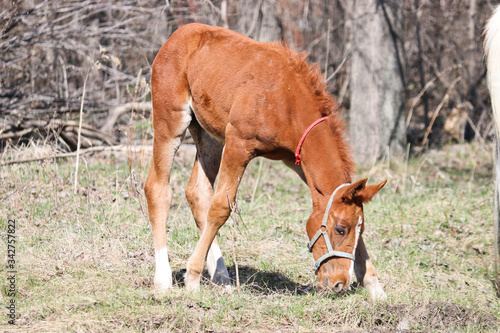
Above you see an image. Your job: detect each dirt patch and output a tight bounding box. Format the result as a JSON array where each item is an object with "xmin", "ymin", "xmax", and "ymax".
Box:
[{"xmin": 366, "ymin": 301, "xmax": 498, "ymax": 332}]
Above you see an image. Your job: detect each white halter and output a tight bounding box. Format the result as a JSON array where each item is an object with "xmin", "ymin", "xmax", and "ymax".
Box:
[{"xmin": 304, "ymin": 183, "xmax": 363, "ymax": 274}]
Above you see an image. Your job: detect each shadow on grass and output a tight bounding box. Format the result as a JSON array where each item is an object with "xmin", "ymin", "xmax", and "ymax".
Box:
[{"xmin": 172, "ymin": 265, "xmax": 358, "ymax": 298}]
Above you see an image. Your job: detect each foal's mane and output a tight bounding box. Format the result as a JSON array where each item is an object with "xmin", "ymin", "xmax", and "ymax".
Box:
[
  {"xmin": 277, "ymin": 43, "xmax": 356, "ymax": 180},
  {"xmin": 277, "ymin": 43, "xmax": 338, "ymax": 117},
  {"xmin": 328, "ymin": 115, "xmax": 356, "ymax": 181}
]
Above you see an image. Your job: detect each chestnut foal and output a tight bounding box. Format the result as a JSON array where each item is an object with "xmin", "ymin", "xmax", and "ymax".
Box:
[{"xmin": 144, "ymin": 23, "xmax": 387, "ymax": 299}]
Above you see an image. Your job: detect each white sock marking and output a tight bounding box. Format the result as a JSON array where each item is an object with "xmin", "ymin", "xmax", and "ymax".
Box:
[{"xmin": 154, "ymin": 247, "xmax": 172, "ymax": 290}]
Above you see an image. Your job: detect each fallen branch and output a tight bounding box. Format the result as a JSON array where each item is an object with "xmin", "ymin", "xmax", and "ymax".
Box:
[
  {"xmin": 65, "ymin": 126, "xmax": 114, "ymax": 145},
  {"xmin": 101, "ymin": 101, "xmax": 152, "ymax": 133},
  {"xmin": 0, "ymin": 116, "xmax": 117, "ymax": 148},
  {"xmin": 0, "ymin": 128, "xmax": 33, "ymax": 140},
  {"xmin": 0, "ymin": 145, "xmax": 151, "ymax": 166}
]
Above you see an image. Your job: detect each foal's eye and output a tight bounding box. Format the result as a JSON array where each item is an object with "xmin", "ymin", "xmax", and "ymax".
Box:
[{"xmin": 335, "ymin": 224, "xmax": 345, "ymax": 236}]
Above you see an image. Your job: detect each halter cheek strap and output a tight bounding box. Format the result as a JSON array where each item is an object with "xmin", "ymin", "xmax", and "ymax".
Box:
[{"xmin": 304, "ymin": 183, "xmax": 362, "ymax": 274}]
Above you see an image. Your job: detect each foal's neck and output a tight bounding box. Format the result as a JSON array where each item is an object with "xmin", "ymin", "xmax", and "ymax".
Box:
[{"xmin": 299, "ymin": 115, "xmax": 354, "ymax": 206}]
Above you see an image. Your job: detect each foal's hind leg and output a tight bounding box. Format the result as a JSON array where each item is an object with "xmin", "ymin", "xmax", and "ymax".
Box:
[
  {"xmin": 185, "ymin": 127, "xmax": 230, "ymax": 286},
  {"xmin": 354, "ymin": 236, "xmax": 386, "ymax": 301},
  {"xmin": 144, "ymin": 95, "xmax": 191, "ymax": 291}
]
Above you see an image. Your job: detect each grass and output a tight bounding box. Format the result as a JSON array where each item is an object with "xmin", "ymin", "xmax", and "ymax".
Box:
[{"xmin": 1, "ymin": 141, "xmax": 499, "ymax": 332}]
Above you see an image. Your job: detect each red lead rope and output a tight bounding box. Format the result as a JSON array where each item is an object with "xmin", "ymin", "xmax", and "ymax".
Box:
[{"xmin": 294, "ymin": 116, "xmax": 329, "ymax": 165}]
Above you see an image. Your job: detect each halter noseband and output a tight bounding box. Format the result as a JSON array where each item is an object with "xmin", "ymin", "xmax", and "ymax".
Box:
[{"xmin": 305, "ymin": 183, "xmax": 362, "ymax": 274}]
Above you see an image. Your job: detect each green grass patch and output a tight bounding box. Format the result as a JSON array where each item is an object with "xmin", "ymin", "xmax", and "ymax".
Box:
[{"xmin": 1, "ymin": 142, "xmax": 499, "ymax": 332}]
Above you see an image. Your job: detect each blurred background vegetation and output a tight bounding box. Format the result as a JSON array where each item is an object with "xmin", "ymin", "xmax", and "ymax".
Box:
[{"xmin": 0, "ymin": 0, "xmax": 496, "ymax": 161}]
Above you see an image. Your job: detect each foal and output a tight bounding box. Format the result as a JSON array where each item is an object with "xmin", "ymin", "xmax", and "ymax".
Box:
[{"xmin": 144, "ymin": 23, "xmax": 386, "ymax": 299}]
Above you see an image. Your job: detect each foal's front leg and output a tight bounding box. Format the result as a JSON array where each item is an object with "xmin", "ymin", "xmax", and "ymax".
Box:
[
  {"xmin": 185, "ymin": 132, "xmax": 250, "ymax": 291},
  {"xmin": 354, "ymin": 236, "xmax": 387, "ymax": 300},
  {"xmin": 186, "ymin": 152, "xmax": 231, "ymax": 287}
]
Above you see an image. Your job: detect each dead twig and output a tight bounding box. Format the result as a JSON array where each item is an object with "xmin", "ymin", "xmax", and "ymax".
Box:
[
  {"xmin": 465, "ymin": 114, "xmax": 486, "ymax": 145},
  {"xmin": 227, "ymin": 190, "xmax": 241, "ymax": 293},
  {"xmin": 74, "ymin": 63, "xmax": 92, "ymax": 194},
  {"xmin": 421, "ymin": 76, "xmax": 461, "ymax": 147},
  {"xmin": 406, "ymin": 65, "xmax": 461, "ymax": 128},
  {"xmin": 324, "ymin": 19, "xmax": 331, "ymax": 80}
]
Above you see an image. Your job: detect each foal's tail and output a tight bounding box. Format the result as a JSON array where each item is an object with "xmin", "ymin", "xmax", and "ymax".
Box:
[{"xmin": 485, "ymin": 6, "xmax": 500, "ymax": 135}]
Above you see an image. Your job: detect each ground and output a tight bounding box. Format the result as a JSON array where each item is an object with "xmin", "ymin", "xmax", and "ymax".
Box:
[{"xmin": 0, "ymin": 142, "xmax": 499, "ymax": 332}]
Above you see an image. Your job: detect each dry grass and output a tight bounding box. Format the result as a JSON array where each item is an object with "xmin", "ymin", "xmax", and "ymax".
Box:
[{"xmin": 1, "ymin": 141, "xmax": 499, "ymax": 332}]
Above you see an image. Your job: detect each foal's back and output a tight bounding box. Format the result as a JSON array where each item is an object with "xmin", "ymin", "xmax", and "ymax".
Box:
[{"xmin": 152, "ymin": 23, "xmax": 325, "ymax": 143}]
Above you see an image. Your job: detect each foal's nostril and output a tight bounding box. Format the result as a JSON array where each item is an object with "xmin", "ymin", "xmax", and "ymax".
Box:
[{"xmin": 333, "ymin": 281, "xmax": 344, "ymax": 293}]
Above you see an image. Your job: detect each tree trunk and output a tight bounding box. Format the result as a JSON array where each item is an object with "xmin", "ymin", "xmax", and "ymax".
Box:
[
  {"xmin": 256, "ymin": 0, "xmax": 280, "ymax": 42},
  {"xmin": 467, "ymin": 0, "xmax": 478, "ymax": 123},
  {"xmin": 468, "ymin": 0, "xmax": 477, "ymax": 86},
  {"xmin": 348, "ymin": 0, "xmax": 406, "ymax": 167},
  {"xmin": 415, "ymin": 0, "xmax": 429, "ymax": 129}
]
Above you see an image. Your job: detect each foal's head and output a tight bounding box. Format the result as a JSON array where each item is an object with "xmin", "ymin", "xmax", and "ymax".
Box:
[{"xmin": 307, "ymin": 178, "xmax": 386, "ymax": 293}]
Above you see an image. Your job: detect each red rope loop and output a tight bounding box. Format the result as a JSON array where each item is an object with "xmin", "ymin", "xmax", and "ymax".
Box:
[{"xmin": 294, "ymin": 116, "xmax": 329, "ymax": 165}]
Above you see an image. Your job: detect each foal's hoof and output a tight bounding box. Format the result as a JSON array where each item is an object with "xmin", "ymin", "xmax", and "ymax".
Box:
[
  {"xmin": 154, "ymin": 274, "xmax": 173, "ymax": 292},
  {"xmin": 185, "ymin": 271, "xmax": 201, "ymax": 292},
  {"xmin": 369, "ymin": 284, "xmax": 387, "ymax": 301},
  {"xmin": 186, "ymin": 282, "xmax": 201, "ymax": 292},
  {"xmin": 219, "ymin": 284, "xmax": 234, "ymax": 294},
  {"xmin": 212, "ymin": 272, "xmax": 232, "ymax": 287}
]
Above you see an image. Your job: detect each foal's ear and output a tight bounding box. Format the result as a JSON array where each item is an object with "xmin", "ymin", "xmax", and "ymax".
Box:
[
  {"xmin": 340, "ymin": 178, "xmax": 368, "ymax": 202},
  {"xmin": 357, "ymin": 179, "xmax": 387, "ymax": 203},
  {"xmin": 340, "ymin": 178, "xmax": 387, "ymax": 203}
]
